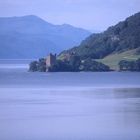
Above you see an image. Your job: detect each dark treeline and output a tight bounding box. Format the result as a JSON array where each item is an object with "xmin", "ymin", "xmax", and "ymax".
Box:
[
  {"xmin": 29, "ymin": 56, "xmax": 110, "ymax": 72},
  {"xmin": 29, "ymin": 58, "xmax": 46, "ymax": 72},
  {"xmin": 119, "ymin": 59, "xmax": 140, "ymax": 71}
]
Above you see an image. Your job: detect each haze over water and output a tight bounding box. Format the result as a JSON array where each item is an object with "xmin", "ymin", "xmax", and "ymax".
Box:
[{"xmin": 0, "ymin": 60, "xmax": 140, "ymax": 140}]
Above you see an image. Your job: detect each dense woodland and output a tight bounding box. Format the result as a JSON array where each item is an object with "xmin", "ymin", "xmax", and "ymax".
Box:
[{"xmin": 59, "ymin": 12, "xmax": 140, "ymax": 59}]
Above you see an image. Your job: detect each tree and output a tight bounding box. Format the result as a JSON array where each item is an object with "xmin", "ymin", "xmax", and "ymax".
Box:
[
  {"xmin": 29, "ymin": 61, "xmax": 38, "ymax": 72},
  {"xmin": 37, "ymin": 58, "xmax": 46, "ymax": 72},
  {"xmin": 80, "ymin": 58, "xmax": 110, "ymax": 72},
  {"xmin": 69, "ymin": 55, "xmax": 81, "ymax": 71},
  {"xmin": 119, "ymin": 59, "xmax": 140, "ymax": 71},
  {"xmin": 49, "ymin": 60, "xmax": 73, "ymax": 72}
]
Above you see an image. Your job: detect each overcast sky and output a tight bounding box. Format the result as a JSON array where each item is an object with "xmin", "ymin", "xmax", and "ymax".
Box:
[{"xmin": 0, "ymin": 0, "xmax": 140, "ymax": 31}]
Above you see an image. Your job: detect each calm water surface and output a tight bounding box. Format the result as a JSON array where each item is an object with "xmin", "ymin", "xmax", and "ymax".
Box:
[{"xmin": 0, "ymin": 61, "xmax": 140, "ymax": 140}]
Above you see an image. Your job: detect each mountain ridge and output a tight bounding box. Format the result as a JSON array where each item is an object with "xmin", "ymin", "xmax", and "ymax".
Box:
[{"xmin": 0, "ymin": 15, "xmax": 91, "ymax": 59}]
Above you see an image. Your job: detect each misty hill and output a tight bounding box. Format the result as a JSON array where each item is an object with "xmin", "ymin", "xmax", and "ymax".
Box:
[
  {"xmin": 59, "ymin": 12, "xmax": 140, "ymax": 69},
  {"xmin": 0, "ymin": 15, "xmax": 90, "ymax": 59}
]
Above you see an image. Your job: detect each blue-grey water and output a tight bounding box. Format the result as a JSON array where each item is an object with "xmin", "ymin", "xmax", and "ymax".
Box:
[{"xmin": 0, "ymin": 60, "xmax": 140, "ymax": 140}]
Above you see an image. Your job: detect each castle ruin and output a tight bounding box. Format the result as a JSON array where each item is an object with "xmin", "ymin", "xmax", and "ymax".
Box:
[{"xmin": 46, "ymin": 53, "xmax": 56, "ymax": 68}]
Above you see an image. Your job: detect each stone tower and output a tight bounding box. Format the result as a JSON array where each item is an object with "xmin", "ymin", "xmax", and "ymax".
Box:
[{"xmin": 46, "ymin": 53, "xmax": 56, "ymax": 67}]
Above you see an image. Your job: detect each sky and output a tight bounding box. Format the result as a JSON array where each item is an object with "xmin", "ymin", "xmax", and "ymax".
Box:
[{"xmin": 0, "ymin": 0, "xmax": 140, "ymax": 31}]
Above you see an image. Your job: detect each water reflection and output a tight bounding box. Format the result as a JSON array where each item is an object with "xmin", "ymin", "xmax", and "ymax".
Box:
[
  {"xmin": 114, "ymin": 88, "xmax": 140, "ymax": 98},
  {"xmin": 0, "ymin": 70, "xmax": 140, "ymax": 140}
]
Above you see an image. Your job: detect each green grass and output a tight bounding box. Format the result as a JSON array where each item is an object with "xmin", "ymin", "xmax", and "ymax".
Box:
[{"xmin": 96, "ymin": 49, "xmax": 140, "ymax": 70}]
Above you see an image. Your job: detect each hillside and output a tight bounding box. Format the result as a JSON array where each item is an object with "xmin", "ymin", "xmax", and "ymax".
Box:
[
  {"xmin": 0, "ymin": 15, "xmax": 90, "ymax": 59},
  {"xmin": 59, "ymin": 12, "xmax": 140, "ymax": 69},
  {"xmin": 96, "ymin": 48, "xmax": 140, "ymax": 70}
]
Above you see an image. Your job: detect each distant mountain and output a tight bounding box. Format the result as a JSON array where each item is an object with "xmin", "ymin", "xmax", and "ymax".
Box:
[
  {"xmin": 0, "ymin": 15, "xmax": 91, "ymax": 59},
  {"xmin": 59, "ymin": 12, "xmax": 140, "ymax": 69}
]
